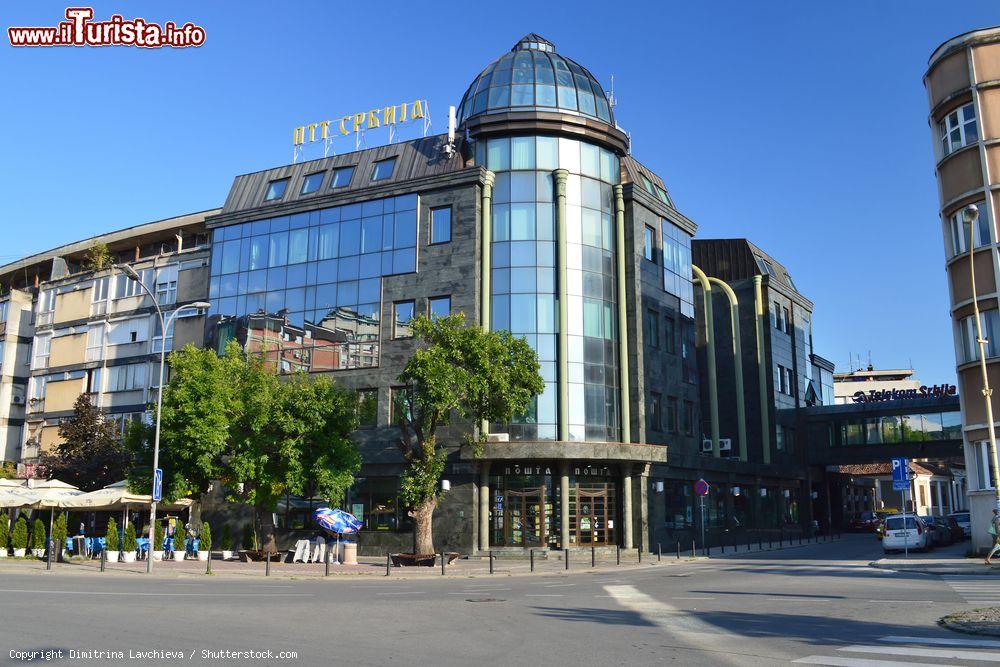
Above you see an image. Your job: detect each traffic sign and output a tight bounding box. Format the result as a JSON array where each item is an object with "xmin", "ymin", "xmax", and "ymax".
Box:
[
  {"xmin": 694, "ymin": 478, "xmax": 710, "ymax": 496},
  {"xmin": 891, "ymin": 458, "xmax": 908, "ymax": 491},
  {"xmin": 152, "ymin": 468, "xmax": 163, "ymax": 502}
]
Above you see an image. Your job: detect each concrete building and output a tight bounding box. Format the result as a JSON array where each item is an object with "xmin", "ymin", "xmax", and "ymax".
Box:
[
  {"xmin": 925, "ymin": 26, "xmax": 1000, "ymax": 552},
  {"xmin": 0, "ymin": 289, "xmax": 34, "ymax": 462},
  {"xmin": 0, "ymin": 211, "xmax": 215, "ymax": 468},
  {"xmin": 834, "ymin": 367, "xmax": 922, "ymax": 405}
]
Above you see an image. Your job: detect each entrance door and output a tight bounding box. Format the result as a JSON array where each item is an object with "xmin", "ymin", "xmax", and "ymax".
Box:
[
  {"xmin": 504, "ymin": 487, "xmax": 546, "ymax": 546},
  {"xmin": 573, "ymin": 483, "xmax": 616, "ymax": 546}
]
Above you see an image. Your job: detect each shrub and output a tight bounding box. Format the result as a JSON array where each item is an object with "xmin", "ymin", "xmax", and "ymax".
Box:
[
  {"xmin": 122, "ymin": 523, "xmax": 137, "ymax": 553},
  {"xmin": 154, "ymin": 521, "xmax": 165, "ymax": 551},
  {"xmin": 0, "ymin": 513, "xmax": 9, "ymax": 549},
  {"xmin": 220, "ymin": 524, "xmax": 232, "ymax": 551},
  {"xmin": 200, "ymin": 522, "xmax": 212, "ymax": 552},
  {"xmin": 11, "ymin": 517, "xmax": 27, "ymax": 550},
  {"xmin": 173, "ymin": 522, "xmax": 185, "ymax": 551},
  {"xmin": 31, "ymin": 518, "xmax": 46, "ymax": 550},
  {"xmin": 53, "ymin": 514, "xmax": 67, "ymax": 544},
  {"xmin": 106, "ymin": 518, "xmax": 119, "ymax": 551},
  {"xmin": 242, "ymin": 523, "xmax": 255, "ymax": 550}
]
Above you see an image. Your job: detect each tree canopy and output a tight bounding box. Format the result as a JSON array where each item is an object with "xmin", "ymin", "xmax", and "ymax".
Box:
[{"xmin": 41, "ymin": 394, "xmax": 129, "ymax": 491}]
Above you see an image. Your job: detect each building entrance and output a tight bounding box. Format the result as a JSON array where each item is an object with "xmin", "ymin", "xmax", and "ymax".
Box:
[
  {"xmin": 571, "ymin": 482, "xmax": 616, "ymax": 546},
  {"xmin": 490, "ymin": 470, "xmax": 556, "ymax": 548}
]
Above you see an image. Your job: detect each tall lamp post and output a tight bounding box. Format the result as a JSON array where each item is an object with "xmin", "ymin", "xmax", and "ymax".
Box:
[
  {"xmin": 963, "ymin": 204, "xmax": 1000, "ymax": 517},
  {"xmin": 114, "ymin": 264, "xmax": 209, "ymax": 573}
]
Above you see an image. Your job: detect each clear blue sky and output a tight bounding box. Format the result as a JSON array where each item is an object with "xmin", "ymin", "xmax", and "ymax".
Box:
[{"xmin": 2, "ymin": 1, "xmax": 998, "ymax": 383}]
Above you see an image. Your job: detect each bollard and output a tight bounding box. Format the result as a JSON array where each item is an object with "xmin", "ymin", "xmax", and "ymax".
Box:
[
  {"xmin": 592, "ymin": 546, "xmax": 596, "ymax": 568},
  {"xmin": 440, "ymin": 553, "xmax": 446, "ymax": 576},
  {"xmin": 657, "ymin": 543, "xmax": 662, "ymax": 562},
  {"xmin": 207, "ymin": 550, "xmax": 212, "ymax": 575},
  {"xmin": 489, "ymin": 550, "xmax": 494, "ymax": 574},
  {"xmin": 638, "ymin": 548, "xmax": 642, "ymax": 564},
  {"xmin": 325, "ymin": 549, "xmax": 330, "ymax": 577},
  {"xmin": 564, "ymin": 548, "xmax": 569, "ymax": 570},
  {"xmin": 676, "ymin": 541, "xmax": 681, "ymax": 560},
  {"xmin": 386, "ymin": 553, "xmax": 391, "ymax": 577},
  {"xmin": 721, "ymin": 542, "xmax": 725, "ymax": 555},
  {"xmin": 691, "ymin": 540, "xmax": 696, "ymax": 558},
  {"xmin": 100, "ymin": 547, "xmax": 106, "ymax": 572},
  {"xmin": 47, "ymin": 539, "xmax": 53, "ymax": 571},
  {"xmin": 616, "ymin": 545, "xmax": 621, "ymax": 565},
  {"xmin": 530, "ymin": 549, "xmax": 535, "ymax": 573},
  {"xmin": 265, "ymin": 552, "xmax": 271, "ymax": 577},
  {"xmin": 759, "ymin": 535, "xmax": 763, "ymax": 551}
]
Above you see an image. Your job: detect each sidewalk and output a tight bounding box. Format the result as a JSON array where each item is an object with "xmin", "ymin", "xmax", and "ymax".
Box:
[{"xmin": 870, "ymin": 540, "xmax": 1000, "ymax": 575}]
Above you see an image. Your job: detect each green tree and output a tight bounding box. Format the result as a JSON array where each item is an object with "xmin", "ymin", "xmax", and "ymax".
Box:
[
  {"xmin": 219, "ymin": 524, "xmax": 232, "ymax": 551},
  {"xmin": 122, "ymin": 523, "xmax": 137, "ymax": 553},
  {"xmin": 53, "ymin": 514, "xmax": 67, "ymax": 546},
  {"xmin": 396, "ymin": 314, "xmax": 543, "ymax": 555},
  {"xmin": 11, "ymin": 517, "xmax": 27, "ymax": 551},
  {"xmin": 126, "ymin": 342, "xmax": 361, "ymax": 554},
  {"xmin": 105, "ymin": 517, "xmax": 119, "ymax": 552},
  {"xmin": 31, "ymin": 518, "xmax": 46, "ymax": 551},
  {"xmin": 83, "ymin": 242, "xmax": 112, "ymax": 272},
  {"xmin": 153, "ymin": 521, "xmax": 165, "ymax": 552},
  {"xmin": 41, "ymin": 394, "xmax": 129, "ymax": 491},
  {"xmin": 0, "ymin": 512, "xmax": 9, "ymax": 550},
  {"xmin": 200, "ymin": 522, "xmax": 211, "ymax": 552}
]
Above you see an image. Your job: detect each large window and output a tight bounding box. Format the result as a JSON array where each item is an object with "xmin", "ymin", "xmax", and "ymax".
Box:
[
  {"xmin": 330, "ymin": 166, "xmax": 355, "ymax": 188},
  {"xmin": 300, "ymin": 172, "xmax": 324, "ymax": 195},
  {"xmin": 940, "ymin": 102, "xmax": 978, "ymax": 157},
  {"xmin": 661, "ymin": 221, "xmax": 694, "ymax": 317},
  {"xmin": 430, "ymin": 206, "xmax": 452, "ymax": 244},
  {"xmin": 959, "ymin": 310, "xmax": 1000, "ymax": 363},
  {"xmin": 32, "ymin": 335, "xmax": 51, "ymax": 369},
  {"xmin": 357, "ymin": 389, "xmax": 377, "ymax": 428},
  {"xmin": 948, "ymin": 202, "xmax": 991, "ymax": 256},
  {"xmin": 115, "ymin": 269, "xmax": 152, "ymax": 300},
  {"xmin": 393, "ymin": 300, "xmax": 414, "ymax": 339},
  {"xmin": 106, "ymin": 363, "xmax": 148, "ymax": 393},
  {"xmin": 264, "ymin": 178, "xmax": 289, "ymax": 201},
  {"xmin": 371, "ymin": 158, "xmax": 397, "ymax": 182},
  {"xmin": 428, "ymin": 296, "xmax": 451, "ymax": 320},
  {"xmin": 351, "ymin": 477, "xmax": 412, "ymax": 532}
]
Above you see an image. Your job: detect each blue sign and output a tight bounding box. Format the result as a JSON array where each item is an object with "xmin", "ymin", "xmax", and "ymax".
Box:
[
  {"xmin": 891, "ymin": 458, "xmax": 909, "ymax": 492},
  {"xmin": 152, "ymin": 468, "xmax": 163, "ymax": 502}
]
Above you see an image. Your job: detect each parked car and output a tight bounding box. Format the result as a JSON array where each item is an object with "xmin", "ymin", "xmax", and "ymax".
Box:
[
  {"xmin": 919, "ymin": 516, "xmax": 952, "ymax": 546},
  {"xmin": 850, "ymin": 511, "xmax": 881, "ymax": 532},
  {"xmin": 945, "ymin": 516, "xmax": 966, "ymax": 543},
  {"xmin": 881, "ymin": 514, "xmax": 930, "ymax": 553},
  {"xmin": 948, "ymin": 511, "xmax": 971, "ymax": 538}
]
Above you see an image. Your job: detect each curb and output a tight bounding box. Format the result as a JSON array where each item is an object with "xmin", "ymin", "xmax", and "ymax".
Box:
[
  {"xmin": 939, "ymin": 609, "xmax": 1000, "ymax": 637},
  {"xmin": 869, "ymin": 561, "xmax": 1000, "ymax": 576}
]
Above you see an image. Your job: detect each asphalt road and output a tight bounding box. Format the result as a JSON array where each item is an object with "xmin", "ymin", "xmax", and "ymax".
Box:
[{"xmin": 2, "ymin": 534, "xmax": 998, "ymax": 666}]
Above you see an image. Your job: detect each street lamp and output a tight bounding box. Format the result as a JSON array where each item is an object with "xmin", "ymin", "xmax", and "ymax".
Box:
[
  {"xmin": 963, "ymin": 204, "xmax": 1000, "ymax": 517},
  {"xmin": 114, "ymin": 264, "xmax": 210, "ymax": 573}
]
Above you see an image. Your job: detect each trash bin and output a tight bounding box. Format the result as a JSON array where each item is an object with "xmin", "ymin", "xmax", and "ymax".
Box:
[{"xmin": 342, "ymin": 542, "xmax": 357, "ymax": 565}]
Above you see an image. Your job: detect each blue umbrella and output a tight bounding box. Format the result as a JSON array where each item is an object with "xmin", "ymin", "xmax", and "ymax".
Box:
[{"xmin": 313, "ymin": 507, "xmax": 362, "ymax": 536}]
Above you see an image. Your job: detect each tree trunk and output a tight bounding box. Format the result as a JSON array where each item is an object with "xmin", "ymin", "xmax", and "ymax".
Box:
[
  {"xmin": 411, "ymin": 496, "xmax": 437, "ymax": 555},
  {"xmin": 257, "ymin": 506, "xmax": 278, "ymax": 555}
]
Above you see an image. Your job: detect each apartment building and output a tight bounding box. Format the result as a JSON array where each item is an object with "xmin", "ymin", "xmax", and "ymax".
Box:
[{"xmin": 0, "ymin": 289, "xmax": 34, "ymax": 461}]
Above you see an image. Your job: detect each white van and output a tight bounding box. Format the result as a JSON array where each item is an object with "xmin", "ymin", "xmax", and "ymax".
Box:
[{"xmin": 881, "ymin": 514, "xmax": 929, "ymax": 553}]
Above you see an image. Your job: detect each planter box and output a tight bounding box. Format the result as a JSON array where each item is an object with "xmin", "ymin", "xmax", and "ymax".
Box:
[
  {"xmin": 13, "ymin": 548, "xmax": 26, "ymax": 558},
  {"xmin": 220, "ymin": 550, "xmax": 233, "ymax": 560},
  {"xmin": 105, "ymin": 550, "xmax": 120, "ymax": 563},
  {"xmin": 0, "ymin": 550, "xmax": 7, "ymax": 558},
  {"xmin": 197, "ymin": 551, "xmax": 209, "ymax": 561},
  {"xmin": 32, "ymin": 549, "xmax": 45, "ymax": 558},
  {"xmin": 121, "ymin": 551, "xmax": 137, "ymax": 563},
  {"xmin": 152, "ymin": 551, "xmax": 163, "ymax": 561},
  {"xmin": 172, "ymin": 551, "xmax": 184, "ymax": 561}
]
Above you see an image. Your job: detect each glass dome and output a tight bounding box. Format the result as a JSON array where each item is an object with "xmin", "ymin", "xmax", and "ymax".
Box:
[{"xmin": 457, "ymin": 34, "xmax": 614, "ymax": 127}]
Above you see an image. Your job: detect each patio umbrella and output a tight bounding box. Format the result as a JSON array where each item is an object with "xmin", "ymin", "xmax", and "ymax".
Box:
[
  {"xmin": 313, "ymin": 508, "xmax": 362, "ymax": 566},
  {"xmin": 0, "ymin": 480, "xmax": 84, "ymax": 554}
]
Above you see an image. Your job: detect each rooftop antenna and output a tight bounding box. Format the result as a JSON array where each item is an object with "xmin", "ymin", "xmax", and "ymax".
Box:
[
  {"xmin": 607, "ymin": 75, "xmax": 618, "ymax": 110},
  {"xmin": 443, "ymin": 105, "xmax": 457, "ymax": 158}
]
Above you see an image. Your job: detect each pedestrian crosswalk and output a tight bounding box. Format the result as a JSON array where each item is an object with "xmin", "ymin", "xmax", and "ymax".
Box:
[
  {"xmin": 943, "ymin": 575, "xmax": 1000, "ymax": 604},
  {"xmin": 793, "ymin": 635, "xmax": 1000, "ymax": 666}
]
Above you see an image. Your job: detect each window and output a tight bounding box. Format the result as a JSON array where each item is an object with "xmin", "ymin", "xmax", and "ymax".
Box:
[
  {"xmin": 776, "ymin": 424, "xmax": 786, "ymax": 451},
  {"xmin": 264, "ymin": 178, "xmax": 289, "ymax": 201},
  {"xmin": 665, "ymin": 396, "xmax": 678, "ymax": 433},
  {"xmin": 115, "ymin": 269, "xmax": 152, "ymax": 299},
  {"xmin": 974, "ymin": 441, "xmax": 995, "ymax": 490},
  {"xmin": 948, "ymin": 203, "xmax": 991, "ymax": 256},
  {"xmin": 644, "ymin": 309, "xmax": 659, "ymax": 348},
  {"xmin": 151, "ymin": 315, "xmax": 174, "ymax": 354},
  {"xmin": 782, "ymin": 307, "xmax": 791, "ymax": 334},
  {"xmin": 639, "ymin": 173, "xmax": 655, "ymax": 195},
  {"xmin": 32, "ymin": 335, "xmax": 51, "ymax": 369},
  {"xmin": 940, "ymin": 103, "xmax": 978, "ymax": 156},
  {"xmin": 300, "ymin": 172, "xmax": 324, "ymax": 195},
  {"xmin": 357, "ymin": 389, "xmax": 378, "ymax": 428},
  {"xmin": 785, "ymin": 367, "xmax": 795, "ymax": 397},
  {"xmin": 430, "ymin": 206, "xmax": 452, "ymax": 244},
  {"xmin": 390, "ymin": 387, "xmax": 413, "ymax": 426},
  {"xmin": 654, "ymin": 185, "xmax": 672, "ymax": 207},
  {"xmin": 647, "ymin": 392, "xmax": 662, "ymax": 433},
  {"xmin": 393, "ymin": 300, "xmax": 415, "ymax": 339},
  {"xmin": 371, "ymin": 157, "xmax": 397, "ymax": 182},
  {"xmin": 664, "ymin": 315, "xmax": 676, "ymax": 354},
  {"xmin": 108, "ymin": 317, "xmax": 149, "ymax": 345},
  {"xmin": 773, "ymin": 301, "xmax": 783, "ymax": 330},
  {"xmin": 682, "ymin": 400, "xmax": 694, "ymax": 435},
  {"xmin": 156, "ymin": 279, "xmax": 177, "ymax": 306},
  {"xmin": 959, "ymin": 310, "xmax": 1000, "ymax": 363},
  {"xmin": 331, "ymin": 166, "xmax": 355, "ymax": 188},
  {"xmin": 86, "ymin": 324, "xmax": 104, "ymax": 362},
  {"xmin": 428, "ymin": 296, "xmax": 451, "ymax": 320},
  {"xmin": 107, "ymin": 363, "xmax": 148, "ymax": 393},
  {"xmin": 643, "ymin": 226, "xmax": 655, "ymax": 261},
  {"xmin": 775, "ymin": 364, "xmax": 790, "ymax": 395},
  {"xmin": 91, "ymin": 276, "xmax": 110, "ymax": 314}
]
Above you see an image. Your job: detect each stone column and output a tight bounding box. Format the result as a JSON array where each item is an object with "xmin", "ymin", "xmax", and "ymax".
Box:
[
  {"xmin": 622, "ymin": 464, "xmax": 634, "ymax": 549},
  {"xmin": 480, "ymin": 171, "xmax": 495, "ymax": 438},
  {"xmin": 935, "ymin": 480, "xmax": 944, "ymax": 517},
  {"xmin": 613, "ymin": 184, "xmax": 631, "ymax": 444},
  {"xmin": 948, "ymin": 480, "xmax": 956, "ymax": 513},
  {"xmin": 753, "ymin": 275, "xmax": 771, "ymax": 464},
  {"xmin": 874, "ymin": 479, "xmax": 882, "ymax": 509},
  {"xmin": 560, "ymin": 462, "xmax": 571, "ymax": 550},
  {"xmin": 478, "ymin": 463, "xmax": 491, "ymax": 552},
  {"xmin": 554, "ymin": 169, "xmax": 570, "ymax": 443}
]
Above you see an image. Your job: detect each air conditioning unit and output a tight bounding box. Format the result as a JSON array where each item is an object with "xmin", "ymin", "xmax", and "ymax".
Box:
[
  {"xmin": 719, "ymin": 438, "xmax": 732, "ymax": 452},
  {"xmin": 700, "ymin": 439, "xmax": 714, "ymax": 453},
  {"xmin": 12, "ymin": 396, "xmax": 25, "ymax": 406}
]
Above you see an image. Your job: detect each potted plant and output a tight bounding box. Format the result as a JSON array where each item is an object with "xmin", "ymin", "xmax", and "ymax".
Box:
[
  {"xmin": 121, "ymin": 523, "xmax": 137, "ymax": 562},
  {"xmin": 105, "ymin": 518, "xmax": 120, "ymax": 563},
  {"xmin": 53, "ymin": 514, "xmax": 68, "ymax": 561},
  {"xmin": 31, "ymin": 518, "xmax": 46, "ymax": 558},
  {"xmin": 11, "ymin": 517, "xmax": 27, "ymax": 557},
  {"xmin": 198, "ymin": 522, "xmax": 211, "ymax": 561},
  {"xmin": 152, "ymin": 521, "xmax": 165, "ymax": 561},
  {"xmin": 0, "ymin": 512, "xmax": 9, "ymax": 558},
  {"xmin": 220, "ymin": 524, "xmax": 233, "ymax": 560},
  {"xmin": 172, "ymin": 523, "xmax": 185, "ymax": 561}
]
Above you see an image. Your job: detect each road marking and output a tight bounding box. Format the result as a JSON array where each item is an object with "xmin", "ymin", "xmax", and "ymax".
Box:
[
  {"xmin": 525, "ymin": 594, "xmax": 564, "ymax": 597},
  {"xmin": 794, "ymin": 656, "xmax": 952, "ymax": 666},
  {"xmin": 543, "ymin": 583, "xmax": 575, "ymax": 588},
  {"xmin": 602, "ymin": 585, "xmax": 725, "ymax": 636},
  {"xmin": 0, "ymin": 589, "xmax": 310, "ymax": 597},
  {"xmin": 673, "ymin": 597, "xmax": 715, "ymax": 600},
  {"xmin": 374, "ymin": 591, "xmax": 425, "ymax": 596},
  {"xmin": 839, "ymin": 644, "xmax": 1000, "ymax": 662},
  {"xmin": 879, "ymin": 635, "xmax": 1000, "ymax": 649}
]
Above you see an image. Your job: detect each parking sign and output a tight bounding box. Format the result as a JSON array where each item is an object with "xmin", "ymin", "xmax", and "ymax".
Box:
[
  {"xmin": 891, "ymin": 458, "xmax": 908, "ymax": 491},
  {"xmin": 152, "ymin": 468, "xmax": 163, "ymax": 502}
]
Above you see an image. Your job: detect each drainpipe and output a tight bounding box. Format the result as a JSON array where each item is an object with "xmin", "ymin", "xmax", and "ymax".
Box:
[
  {"xmin": 480, "ymin": 171, "xmax": 495, "ymax": 439},
  {"xmin": 707, "ymin": 277, "xmax": 747, "ymax": 462},
  {"xmin": 613, "ymin": 185, "xmax": 631, "ymax": 444},
  {"xmin": 555, "ymin": 169, "xmax": 569, "ymax": 442},
  {"xmin": 753, "ymin": 275, "xmax": 771, "ymax": 464},
  {"xmin": 691, "ymin": 265, "xmax": 719, "ymax": 457}
]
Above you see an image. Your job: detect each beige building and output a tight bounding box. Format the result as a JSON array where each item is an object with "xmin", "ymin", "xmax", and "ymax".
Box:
[
  {"xmin": 833, "ymin": 366, "xmax": 922, "ymax": 405},
  {"xmin": 0, "ymin": 210, "xmax": 216, "ymax": 467},
  {"xmin": 925, "ymin": 26, "xmax": 1000, "ymax": 552},
  {"xmin": 0, "ymin": 289, "xmax": 34, "ymax": 461}
]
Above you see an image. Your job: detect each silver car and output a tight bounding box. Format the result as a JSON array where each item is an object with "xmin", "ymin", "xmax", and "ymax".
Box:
[{"xmin": 948, "ymin": 511, "xmax": 971, "ymax": 538}]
